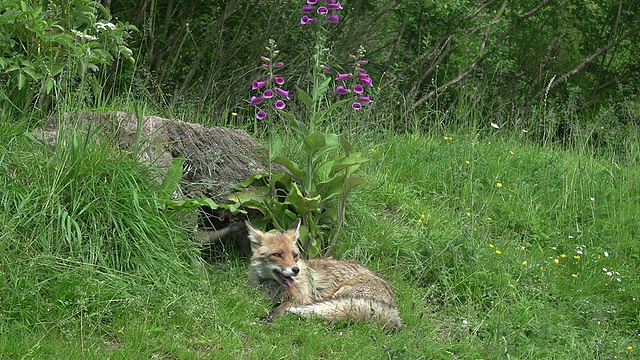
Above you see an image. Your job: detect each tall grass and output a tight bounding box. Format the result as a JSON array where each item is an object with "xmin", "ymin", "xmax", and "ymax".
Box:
[{"xmin": 0, "ymin": 114, "xmax": 205, "ymax": 357}]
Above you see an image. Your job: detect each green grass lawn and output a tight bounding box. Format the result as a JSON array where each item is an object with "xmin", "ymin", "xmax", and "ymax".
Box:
[{"xmin": 1, "ymin": 123, "xmax": 638, "ymax": 359}]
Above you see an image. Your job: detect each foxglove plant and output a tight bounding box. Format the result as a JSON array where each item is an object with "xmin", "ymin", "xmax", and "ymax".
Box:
[
  {"xmin": 249, "ymin": 39, "xmax": 290, "ymax": 121},
  {"xmin": 334, "ymin": 47, "xmax": 374, "ymax": 110},
  {"xmin": 236, "ymin": 0, "xmax": 370, "ymax": 258}
]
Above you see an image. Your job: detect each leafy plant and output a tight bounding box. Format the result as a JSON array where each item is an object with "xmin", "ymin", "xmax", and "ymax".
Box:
[
  {"xmin": 232, "ymin": 2, "xmax": 372, "ymax": 258},
  {"xmin": 0, "ymin": 0, "xmax": 136, "ymax": 114}
]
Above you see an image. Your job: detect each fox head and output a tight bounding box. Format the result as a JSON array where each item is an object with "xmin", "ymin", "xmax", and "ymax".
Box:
[{"xmin": 246, "ymin": 220, "xmax": 302, "ymax": 288}]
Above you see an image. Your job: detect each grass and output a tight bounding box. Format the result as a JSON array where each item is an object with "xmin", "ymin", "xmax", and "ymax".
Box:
[{"xmin": 1, "ymin": 113, "xmax": 639, "ymax": 359}]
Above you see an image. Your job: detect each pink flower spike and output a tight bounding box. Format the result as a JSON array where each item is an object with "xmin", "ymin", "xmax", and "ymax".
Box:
[
  {"xmin": 353, "ymin": 84, "xmax": 364, "ymax": 94},
  {"xmin": 256, "ymin": 110, "xmax": 268, "ymax": 120},
  {"xmin": 357, "ymin": 96, "xmax": 372, "ymax": 102},
  {"xmin": 250, "ymin": 96, "xmax": 264, "ymax": 105},
  {"xmin": 252, "ymin": 80, "xmax": 266, "ymax": 90},
  {"xmin": 352, "ymin": 102, "xmax": 362, "ymax": 110},
  {"xmin": 327, "ymin": 14, "xmax": 339, "ymax": 23},
  {"xmin": 272, "ymin": 100, "xmax": 286, "ymax": 110},
  {"xmin": 276, "ymin": 88, "xmax": 290, "ymax": 99},
  {"xmin": 263, "ymin": 89, "xmax": 275, "ymax": 99},
  {"xmin": 336, "ymin": 85, "xmax": 348, "ymax": 94},
  {"xmin": 317, "ymin": 6, "xmax": 328, "ymax": 15},
  {"xmin": 302, "ymin": 5, "xmax": 315, "ymax": 13},
  {"xmin": 335, "ymin": 73, "xmax": 351, "ymax": 80},
  {"xmin": 273, "ymin": 76, "xmax": 285, "ymax": 85}
]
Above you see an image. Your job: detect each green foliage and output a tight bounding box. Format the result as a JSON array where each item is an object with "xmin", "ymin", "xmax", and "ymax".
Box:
[
  {"xmin": 0, "ymin": 0, "xmax": 136, "ymax": 114},
  {"xmin": 0, "ymin": 117, "xmax": 199, "ymax": 276},
  {"xmin": 3, "ymin": 124, "xmax": 639, "ymax": 358},
  {"xmin": 233, "ymin": 128, "xmax": 368, "ymax": 257}
]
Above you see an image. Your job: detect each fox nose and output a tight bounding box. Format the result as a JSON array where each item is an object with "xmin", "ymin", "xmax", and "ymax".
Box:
[{"xmin": 292, "ymin": 267, "xmax": 300, "ymax": 275}]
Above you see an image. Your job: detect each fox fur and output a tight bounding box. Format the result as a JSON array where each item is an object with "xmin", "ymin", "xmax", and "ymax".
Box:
[{"xmin": 246, "ymin": 220, "xmax": 402, "ymax": 330}]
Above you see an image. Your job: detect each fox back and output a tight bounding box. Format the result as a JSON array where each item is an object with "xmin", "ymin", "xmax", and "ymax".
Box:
[{"xmin": 247, "ymin": 220, "xmax": 402, "ymax": 329}]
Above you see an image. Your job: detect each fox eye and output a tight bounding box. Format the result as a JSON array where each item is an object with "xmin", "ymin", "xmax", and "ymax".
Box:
[
  {"xmin": 293, "ymin": 253, "xmax": 299, "ymax": 260},
  {"xmin": 271, "ymin": 253, "xmax": 282, "ymax": 258}
]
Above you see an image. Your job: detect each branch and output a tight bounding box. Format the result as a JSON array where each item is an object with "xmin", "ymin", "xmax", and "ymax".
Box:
[
  {"xmin": 538, "ymin": 24, "xmax": 640, "ymax": 99},
  {"xmin": 411, "ymin": 0, "xmax": 551, "ymax": 109}
]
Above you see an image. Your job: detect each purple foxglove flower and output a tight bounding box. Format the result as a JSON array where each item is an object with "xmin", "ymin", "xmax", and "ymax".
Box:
[
  {"xmin": 262, "ymin": 63, "xmax": 270, "ymax": 69},
  {"xmin": 357, "ymin": 96, "xmax": 372, "ymax": 102},
  {"xmin": 323, "ymin": 65, "xmax": 330, "ymax": 71},
  {"xmin": 327, "ymin": 14, "xmax": 339, "ymax": 23},
  {"xmin": 252, "ymin": 80, "xmax": 266, "ymax": 90},
  {"xmin": 263, "ymin": 89, "xmax": 275, "ymax": 99},
  {"xmin": 335, "ymin": 85, "xmax": 348, "ymax": 94},
  {"xmin": 274, "ymin": 62, "xmax": 284, "ymax": 67},
  {"xmin": 302, "ymin": 5, "xmax": 315, "ymax": 13},
  {"xmin": 353, "ymin": 84, "xmax": 364, "ymax": 94},
  {"xmin": 317, "ymin": 6, "xmax": 328, "ymax": 15},
  {"xmin": 260, "ymin": 56, "xmax": 269, "ymax": 61},
  {"xmin": 256, "ymin": 110, "xmax": 268, "ymax": 120},
  {"xmin": 250, "ymin": 96, "xmax": 264, "ymax": 105},
  {"xmin": 327, "ymin": 2, "xmax": 342, "ymax": 9},
  {"xmin": 352, "ymin": 102, "xmax": 362, "ymax": 110},
  {"xmin": 335, "ymin": 73, "xmax": 351, "ymax": 80},
  {"xmin": 273, "ymin": 76, "xmax": 285, "ymax": 85},
  {"xmin": 276, "ymin": 88, "xmax": 290, "ymax": 99},
  {"xmin": 360, "ymin": 59, "xmax": 369, "ymax": 64},
  {"xmin": 307, "ymin": 0, "xmax": 318, "ymax": 4},
  {"xmin": 360, "ymin": 77, "xmax": 374, "ymax": 87},
  {"xmin": 301, "ymin": 15, "xmax": 316, "ymax": 24},
  {"xmin": 273, "ymin": 100, "xmax": 286, "ymax": 109}
]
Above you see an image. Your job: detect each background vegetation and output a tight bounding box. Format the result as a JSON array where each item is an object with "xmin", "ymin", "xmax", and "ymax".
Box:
[{"xmin": 1, "ymin": 0, "xmax": 639, "ymax": 358}]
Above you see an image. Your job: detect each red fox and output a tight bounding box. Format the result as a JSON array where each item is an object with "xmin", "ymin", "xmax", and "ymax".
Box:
[{"xmin": 246, "ymin": 220, "xmax": 402, "ymax": 330}]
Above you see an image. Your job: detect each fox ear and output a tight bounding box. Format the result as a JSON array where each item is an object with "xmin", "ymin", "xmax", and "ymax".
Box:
[
  {"xmin": 287, "ymin": 219, "xmax": 301, "ymax": 239},
  {"xmin": 245, "ymin": 221, "xmax": 263, "ymax": 249}
]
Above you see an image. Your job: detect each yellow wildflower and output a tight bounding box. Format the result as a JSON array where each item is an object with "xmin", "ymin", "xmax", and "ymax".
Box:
[
  {"xmin": 495, "ymin": 250, "xmax": 502, "ymax": 255},
  {"xmin": 489, "ymin": 243, "xmax": 495, "ymax": 248},
  {"xmin": 560, "ymin": 254, "xmax": 567, "ymax": 258},
  {"xmin": 509, "ymin": 151, "xmax": 515, "ymax": 156},
  {"xmin": 572, "ymin": 274, "xmax": 579, "ymax": 278},
  {"xmin": 444, "ymin": 136, "xmax": 453, "ymax": 141},
  {"xmin": 522, "ymin": 261, "xmax": 528, "ymax": 266},
  {"xmin": 465, "ymin": 160, "xmax": 471, "ymax": 164},
  {"xmin": 231, "ymin": 112, "xmax": 238, "ymax": 116},
  {"xmin": 554, "ymin": 258, "xmax": 560, "ymax": 264},
  {"xmin": 496, "ymin": 182, "xmax": 503, "ymax": 188}
]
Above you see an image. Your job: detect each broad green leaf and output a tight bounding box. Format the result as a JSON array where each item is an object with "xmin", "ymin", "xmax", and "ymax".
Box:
[
  {"xmin": 159, "ymin": 157, "xmax": 184, "ymax": 201},
  {"xmin": 297, "ymin": 87, "xmax": 314, "ymax": 112},
  {"xmin": 285, "ymin": 183, "xmax": 321, "ymax": 214},
  {"xmin": 344, "ymin": 176, "xmax": 368, "ymax": 192},
  {"xmin": 339, "ymin": 135, "xmax": 352, "ymax": 156},
  {"xmin": 272, "ymin": 156, "xmax": 304, "ymax": 181},
  {"xmin": 330, "ymin": 154, "xmax": 369, "ymax": 174},
  {"xmin": 17, "ymin": 72, "xmax": 25, "ymax": 90},
  {"xmin": 303, "ymin": 131, "xmax": 327, "ymax": 157},
  {"xmin": 235, "ymin": 173, "xmax": 268, "ymax": 188}
]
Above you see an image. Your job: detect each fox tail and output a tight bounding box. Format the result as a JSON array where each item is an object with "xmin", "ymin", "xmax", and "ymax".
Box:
[{"xmin": 288, "ymin": 298, "xmax": 402, "ymax": 330}]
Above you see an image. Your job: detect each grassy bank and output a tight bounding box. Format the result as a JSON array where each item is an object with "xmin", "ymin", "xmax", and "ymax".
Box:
[{"xmin": 0, "ymin": 118, "xmax": 638, "ymax": 358}]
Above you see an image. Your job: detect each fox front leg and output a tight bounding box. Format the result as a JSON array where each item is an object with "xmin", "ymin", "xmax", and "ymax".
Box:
[{"xmin": 262, "ymin": 301, "xmax": 292, "ymax": 322}]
